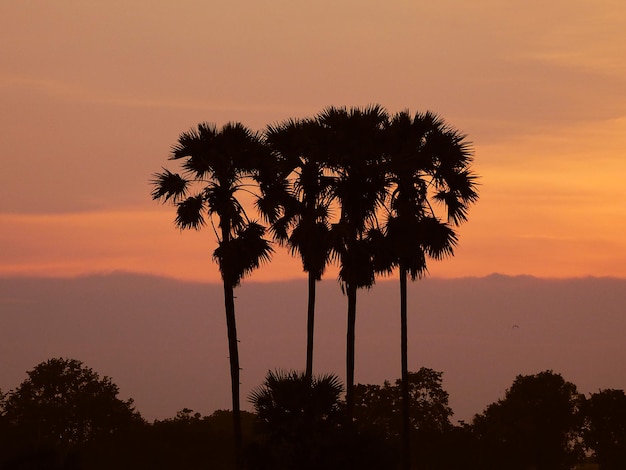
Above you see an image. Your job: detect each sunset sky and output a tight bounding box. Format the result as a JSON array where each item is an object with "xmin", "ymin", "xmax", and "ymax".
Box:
[
  {"xmin": 2, "ymin": 2, "xmax": 626, "ymax": 426},
  {"xmin": 2, "ymin": 1, "xmax": 625, "ymax": 282}
]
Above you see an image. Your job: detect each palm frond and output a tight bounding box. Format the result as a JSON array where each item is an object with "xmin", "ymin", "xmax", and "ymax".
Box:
[
  {"xmin": 213, "ymin": 222, "xmax": 273, "ymax": 286},
  {"xmin": 171, "ymin": 122, "xmax": 216, "ymax": 160},
  {"xmin": 418, "ymin": 217, "xmax": 457, "ymax": 261},
  {"xmin": 170, "ymin": 123, "xmax": 217, "ymax": 179},
  {"xmin": 255, "ymin": 176, "xmax": 290, "ymax": 224},
  {"xmin": 433, "ymin": 169, "xmax": 479, "ymax": 225},
  {"xmin": 404, "ymin": 253, "xmax": 428, "ymax": 281},
  {"xmin": 249, "ymin": 369, "xmax": 343, "ymax": 426},
  {"xmin": 433, "ymin": 191, "xmax": 468, "ymax": 225},
  {"xmin": 367, "ymin": 227, "xmax": 396, "ymax": 276},
  {"xmin": 150, "ymin": 169, "xmax": 189, "ymax": 203},
  {"xmin": 336, "ymin": 237, "xmax": 377, "ymax": 289},
  {"xmin": 290, "ymin": 220, "xmax": 333, "ymax": 280},
  {"xmin": 203, "ymin": 184, "xmax": 245, "ymax": 232},
  {"xmin": 175, "ymin": 195, "xmax": 206, "ymax": 230},
  {"xmin": 384, "ymin": 214, "xmax": 425, "ymax": 275},
  {"xmin": 217, "ymin": 122, "xmax": 266, "ymax": 172},
  {"xmin": 269, "ymin": 213, "xmax": 293, "ymax": 244}
]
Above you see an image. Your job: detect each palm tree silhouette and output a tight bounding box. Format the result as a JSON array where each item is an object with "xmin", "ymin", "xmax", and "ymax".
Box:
[
  {"xmin": 249, "ymin": 370, "xmax": 344, "ymax": 469},
  {"xmin": 265, "ymin": 118, "xmax": 334, "ymax": 381},
  {"xmin": 382, "ymin": 110, "xmax": 479, "ymax": 470},
  {"xmin": 151, "ymin": 122, "xmax": 273, "ymax": 470},
  {"xmin": 317, "ymin": 105, "xmax": 390, "ymax": 421}
]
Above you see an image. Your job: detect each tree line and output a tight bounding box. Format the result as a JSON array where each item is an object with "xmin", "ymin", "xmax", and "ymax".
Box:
[
  {"xmin": 2, "ymin": 358, "xmax": 625, "ymax": 469},
  {"xmin": 151, "ymin": 105, "xmax": 479, "ymax": 469}
]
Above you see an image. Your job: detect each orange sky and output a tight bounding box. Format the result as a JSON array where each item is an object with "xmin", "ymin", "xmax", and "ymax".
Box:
[{"xmin": 2, "ymin": 1, "xmax": 626, "ymax": 282}]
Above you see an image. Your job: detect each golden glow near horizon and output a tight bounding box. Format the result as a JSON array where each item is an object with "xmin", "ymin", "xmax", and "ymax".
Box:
[{"xmin": 1, "ymin": 1, "xmax": 626, "ymax": 281}]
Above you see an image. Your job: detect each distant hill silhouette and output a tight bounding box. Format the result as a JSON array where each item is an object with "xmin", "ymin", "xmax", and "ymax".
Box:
[{"xmin": 2, "ymin": 272, "xmax": 625, "ymax": 422}]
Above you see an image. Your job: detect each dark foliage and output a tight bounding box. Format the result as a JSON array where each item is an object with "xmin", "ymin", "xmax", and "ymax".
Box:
[
  {"xmin": 354, "ymin": 368, "xmax": 461, "ymax": 470},
  {"xmin": 247, "ymin": 370, "xmax": 396, "ymax": 470},
  {"xmin": 248, "ymin": 370, "xmax": 344, "ymax": 469},
  {"xmin": 583, "ymin": 389, "xmax": 626, "ymax": 469},
  {"xmin": 354, "ymin": 368, "xmax": 453, "ymax": 438},
  {"xmin": 3, "ymin": 360, "xmax": 622, "ymax": 469},
  {"xmin": 0, "ymin": 358, "xmax": 140, "ymax": 470},
  {"xmin": 472, "ymin": 370, "xmax": 585, "ymax": 470},
  {"xmin": 2, "ymin": 358, "xmax": 140, "ymax": 447}
]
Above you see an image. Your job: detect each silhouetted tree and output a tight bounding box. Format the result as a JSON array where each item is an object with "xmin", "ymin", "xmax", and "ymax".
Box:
[
  {"xmin": 382, "ymin": 110, "xmax": 478, "ymax": 469},
  {"xmin": 583, "ymin": 389, "xmax": 626, "ymax": 469},
  {"xmin": 1, "ymin": 358, "xmax": 140, "ymax": 469},
  {"xmin": 265, "ymin": 119, "xmax": 334, "ymax": 381},
  {"xmin": 77, "ymin": 408, "xmax": 257, "ymax": 470},
  {"xmin": 151, "ymin": 122, "xmax": 273, "ymax": 469},
  {"xmin": 473, "ymin": 370, "xmax": 584, "ymax": 470},
  {"xmin": 3, "ymin": 358, "xmax": 139, "ymax": 449},
  {"xmin": 317, "ymin": 105, "xmax": 390, "ymax": 421},
  {"xmin": 353, "ymin": 368, "xmax": 453, "ymax": 440},
  {"xmin": 140, "ymin": 409, "xmax": 256, "ymax": 470},
  {"xmin": 248, "ymin": 370, "xmax": 344, "ymax": 469}
]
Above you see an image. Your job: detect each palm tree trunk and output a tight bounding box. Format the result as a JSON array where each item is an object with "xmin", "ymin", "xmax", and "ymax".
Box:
[
  {"xmin": 346, "ymin": 282, "xmax": 357, "ymax": 422},
  {"xmin": 400, "ymin": 264, "xmax": 411, "ymax": 470},
  {"xmin": 305, "ymin": 272, "xmax": 316, "ymax": 381},
  {"xmin": 223, "ymin": 280, "xmax": 243, "ymax": 470},
  {"xmin": 221, "ymin": 220, "xmax": 243, "ymax": 470}
]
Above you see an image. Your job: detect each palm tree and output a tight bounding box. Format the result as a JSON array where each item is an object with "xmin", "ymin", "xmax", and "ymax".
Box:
[
  {"xmin": 249, "ymin": 370, "xmax": 344, "ymax": 469},
  {"xmin": 264, "ymin": 118, "xmax": 334, "ymax": 381},
  {"xmin": 151, "ymin": 122, "xmax": 273, "ymax": 470},
  {"xmin": 316, "ymin": 105, "xmax": 391, "ymax": 421},
  {"xmin": 382, "ymin": 110, "xmax": 479, "ymax": 470}
]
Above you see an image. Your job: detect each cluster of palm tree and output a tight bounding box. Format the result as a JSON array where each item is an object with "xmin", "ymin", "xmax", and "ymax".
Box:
[{"xmin": 151, "ymin": 104, "xmax": 478, "ymax": 469}]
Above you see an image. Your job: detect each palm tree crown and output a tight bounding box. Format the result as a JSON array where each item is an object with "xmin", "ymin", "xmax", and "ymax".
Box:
[
  {"xmin": 382, "ymin": 110, "xmax": 478, "ymax": 278},
  {"xmin": 318, "ymin": 105, "xmax": 390, "ymax": 289},
  {"xmin": 152, "ymin": 122, "xmax": 273, "ymax": 284},
  {"xmin": 265, "ymin": 118, "xmax": 335, "ymax": 282}
]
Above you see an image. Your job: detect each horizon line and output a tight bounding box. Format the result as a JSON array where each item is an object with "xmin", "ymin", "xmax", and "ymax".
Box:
[{"xmin": 2, "ymin": 269, "xmax": 625, "ymax": 284}]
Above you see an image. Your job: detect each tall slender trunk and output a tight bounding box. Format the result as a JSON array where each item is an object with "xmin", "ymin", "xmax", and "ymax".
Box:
[
  {"xmin": 305, "ymin": 272, "xmax": 316, "ymax": 381},
  {"xmin": 223, "ymin": 281, "xmax": 243, "ymax": 470},
  {"xmin": 221, "ymin": 222, "xmax": 243, "ymax": 470},
  {"xmin": 345, "ymin": 282, "xmax": 357, "ymax": 422},
  {"xmin": 400, "ymin": 264, "xmax": 411, "ymax": 470}
]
